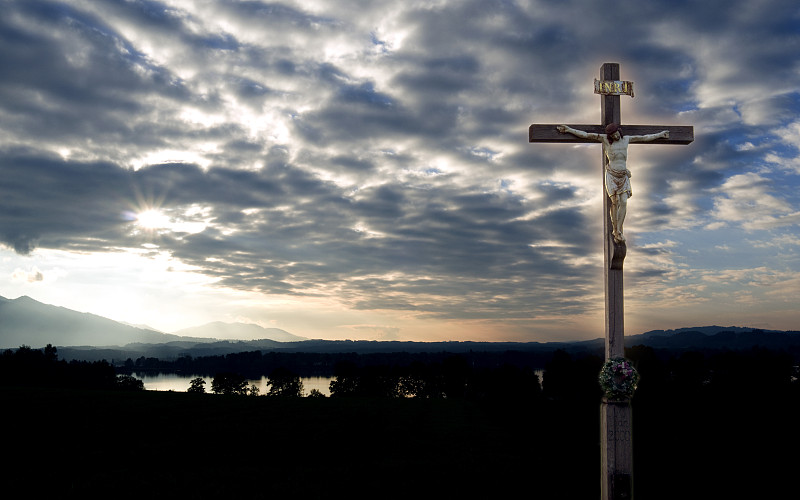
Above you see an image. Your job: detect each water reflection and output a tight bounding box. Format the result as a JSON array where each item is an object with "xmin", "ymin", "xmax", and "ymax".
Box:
[{"xmin": 131, "ymin": 372, "xmax": 333, "ymax": 396}]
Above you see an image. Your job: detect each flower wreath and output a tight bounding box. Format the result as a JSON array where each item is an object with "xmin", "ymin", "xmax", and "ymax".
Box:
[{"xmin": 599, "ymin": 357, "xmax": 639, "ymax": 400}]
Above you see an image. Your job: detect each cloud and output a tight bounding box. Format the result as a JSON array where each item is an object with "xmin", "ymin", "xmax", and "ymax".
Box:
[
  {"xmin": 12, "ymin": 267, "xmax": 44, "ymax": 283},
  {"xmin": 709, "ymin": 172, "xmax": 796, "ymax": 229},
  {"xmin": 1, "ymin": 0, "xmax": 799, "ymax": 338}
]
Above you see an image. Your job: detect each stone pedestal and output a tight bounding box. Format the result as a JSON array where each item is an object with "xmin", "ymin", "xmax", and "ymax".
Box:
[{"xmin": 601, "ymin": 399, "xmax": 633, "ymax": 500}]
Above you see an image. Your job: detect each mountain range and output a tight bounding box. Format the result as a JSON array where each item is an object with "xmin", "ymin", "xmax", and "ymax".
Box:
[
  {"xmin": 1, "ymin": 294, "xmax": 798, "ymax": 361},
  {"xmin": 173, "ymin": 322, "xmax": 305, "ymax": 342},
  {"xmin": 0, "ymin": 295, "xmax": 303, "ymax": 349}
]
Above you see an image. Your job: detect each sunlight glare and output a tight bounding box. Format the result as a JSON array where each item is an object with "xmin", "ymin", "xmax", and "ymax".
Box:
[{"xmin": 136, "ymin": 209, "xmax": 171, "ymax": 230}]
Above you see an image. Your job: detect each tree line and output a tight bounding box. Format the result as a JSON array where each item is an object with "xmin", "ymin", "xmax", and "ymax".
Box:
[
  {"xmin": 190, "ymin": 366, "xmax": 311, "ymax": 397},
  {"xmin": 1, "ymin": 345, "xmax": 144, "ymax": 391},
  {"xmin": 117, "ymin": 349, "xmax": 553, "ymax": 379},
  {"xmin": 197, "ymin": 344, "xmax": 799, "ymax": 400},
  {"xmin": 4, "ymin": 343, "xmax": 799, "ymax": 402}
]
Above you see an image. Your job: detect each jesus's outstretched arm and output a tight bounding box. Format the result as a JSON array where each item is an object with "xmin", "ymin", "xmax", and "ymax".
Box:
[
  {"xmin": 557, "ymin": 125, "xmax": 603, "ymax": 141},
  {"xmin": 628, "ymin": 130, "xmax": 669, "ymax": 143}
]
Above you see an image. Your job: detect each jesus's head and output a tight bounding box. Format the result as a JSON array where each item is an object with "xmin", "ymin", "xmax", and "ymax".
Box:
[{"xmin": 605, "ymin": 123, "xmax": 622, "ymax": 143}]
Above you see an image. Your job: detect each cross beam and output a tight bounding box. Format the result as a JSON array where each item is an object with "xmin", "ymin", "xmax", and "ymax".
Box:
[
  {"xmin": 528, "ymin": 63, "xmax": 693, "ymax": 500},
  {"xmin": 529, "ymin": 124, "xmax": 694, "ymax": 144}
]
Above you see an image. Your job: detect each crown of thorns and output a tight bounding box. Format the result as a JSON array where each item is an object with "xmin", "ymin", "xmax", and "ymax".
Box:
[{"xmin": 605, "ymin": 123, "xmax": 620, "ymax": 135}]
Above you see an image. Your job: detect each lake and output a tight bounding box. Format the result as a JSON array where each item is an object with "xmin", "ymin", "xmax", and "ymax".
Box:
[
  {"xmin": 132, "ymin": 370, "xmax": 547, "ymax": 396},
  {"xmin": 130, "ymin": 372, "xmax": 334, "ymax": 396}
]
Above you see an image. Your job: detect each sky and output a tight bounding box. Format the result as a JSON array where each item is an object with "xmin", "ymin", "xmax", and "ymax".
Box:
[{"xmin": 1, "ymin": 0, "xmax": 799, "ymax": 342}]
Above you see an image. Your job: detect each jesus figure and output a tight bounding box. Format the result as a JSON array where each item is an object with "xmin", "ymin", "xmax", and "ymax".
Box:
[{"xmin": 557, "ymin": 123, "xmax": 669, "ymax": 243}]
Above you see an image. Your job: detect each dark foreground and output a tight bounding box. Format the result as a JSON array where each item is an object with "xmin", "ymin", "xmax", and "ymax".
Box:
[{"xmin": 3, "ymin": 387, "xmax": 798, "ymax": 499}]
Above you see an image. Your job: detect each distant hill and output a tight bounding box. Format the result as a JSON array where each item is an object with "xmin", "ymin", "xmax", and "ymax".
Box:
[
  {"xmin": 629, "ymin": 326, "xmax": 800, "ymax": 352},
  {"xmin": 0, "ymin": 295, "xmax": 305, "ymax": 352},
  {"xmin": 0, "ymin": 295, "xmax": 206, "ymax": 348},
  {"xmin": 635, "ymin": 325, "xmax": 774, "ymax": 338},
  {"xmin": 174, "ymin": 322, "xmax": 306, "ymax": 342}
]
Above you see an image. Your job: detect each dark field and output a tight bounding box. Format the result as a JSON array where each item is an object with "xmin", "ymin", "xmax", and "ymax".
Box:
[{"xmin": 3, "ymin": 386, "xmax": 798, "ymax": 499}]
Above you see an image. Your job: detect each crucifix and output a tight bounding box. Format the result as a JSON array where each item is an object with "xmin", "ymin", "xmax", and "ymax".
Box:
[{"xmin": 529, "ymin": 63, "xmax": 693, "ymax": 500}]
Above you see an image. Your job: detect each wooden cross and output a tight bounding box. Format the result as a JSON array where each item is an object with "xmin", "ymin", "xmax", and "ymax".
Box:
[{"xmin": 528, "ymin": 63, "xmax": 694, "ymax": 500}]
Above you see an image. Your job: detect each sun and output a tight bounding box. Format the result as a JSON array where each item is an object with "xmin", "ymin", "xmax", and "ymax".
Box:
[{"xmin": 135, "ymin": 209, "xmax": 171, "ymax": 230}]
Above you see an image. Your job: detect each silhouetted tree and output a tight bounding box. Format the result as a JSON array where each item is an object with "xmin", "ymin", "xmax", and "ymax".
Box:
[
  {"xmin": 43, "ymin": 344, "xmax": 58, "ymax": 363},
  {"xmin": 357, "ymin": 365, "xmax": 400, "ymax": 397},
  {"xmin": 307, "ymin": 388, "xmax": 326, "ymax": 398},
  {"xmin": 267, "ymin": 367, "xmax": 303, "ymax": 397},
  {"xmin": 116, "ymin": 374, "xmax": 145, "ymax": 391},
  {"xmin": 329, "ymin": 361, "xmax": 360, "ymax": 397},
  {"xmin": 66, "ymin": 359, "xmax": 117, "ymax": 389},
  {"xmin": 329, "ymin": 361, "xmax": 403, "ymax": 397},
  {"xmin": 187, "ymin": 377, "xmax": 206, "ymax": 394},
  {"xmin": 211, "ymin": 372, "xmax": 248, "ymax": 395},
  {"xmin": 399, "ymin": 361, "xmax": 443, "ymax": 398}
]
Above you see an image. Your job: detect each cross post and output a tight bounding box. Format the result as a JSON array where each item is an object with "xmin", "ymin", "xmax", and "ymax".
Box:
[{"xmin": 528, "ymin": 63, "xmax": 693, "ymax": 500}]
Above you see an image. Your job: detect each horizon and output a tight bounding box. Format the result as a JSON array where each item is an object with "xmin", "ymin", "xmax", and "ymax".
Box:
[
  {"xmin": 1, "ymin": 1, "xmax": 798, "ymax": 342},
  {"xmin": 0, "ymin": 292, "xmax": 776, "ymax": 345}
]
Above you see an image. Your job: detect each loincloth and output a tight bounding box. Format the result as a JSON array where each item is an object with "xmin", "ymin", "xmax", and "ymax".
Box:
[{"xmin": 605, "ymin": 166, "xmax": 631, "ymax": 198}]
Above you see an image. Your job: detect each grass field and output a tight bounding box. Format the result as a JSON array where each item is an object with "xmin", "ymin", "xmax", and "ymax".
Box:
[{"xmin": 3, "ymin": 386, "xmax": 798, "ymax": 498}]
